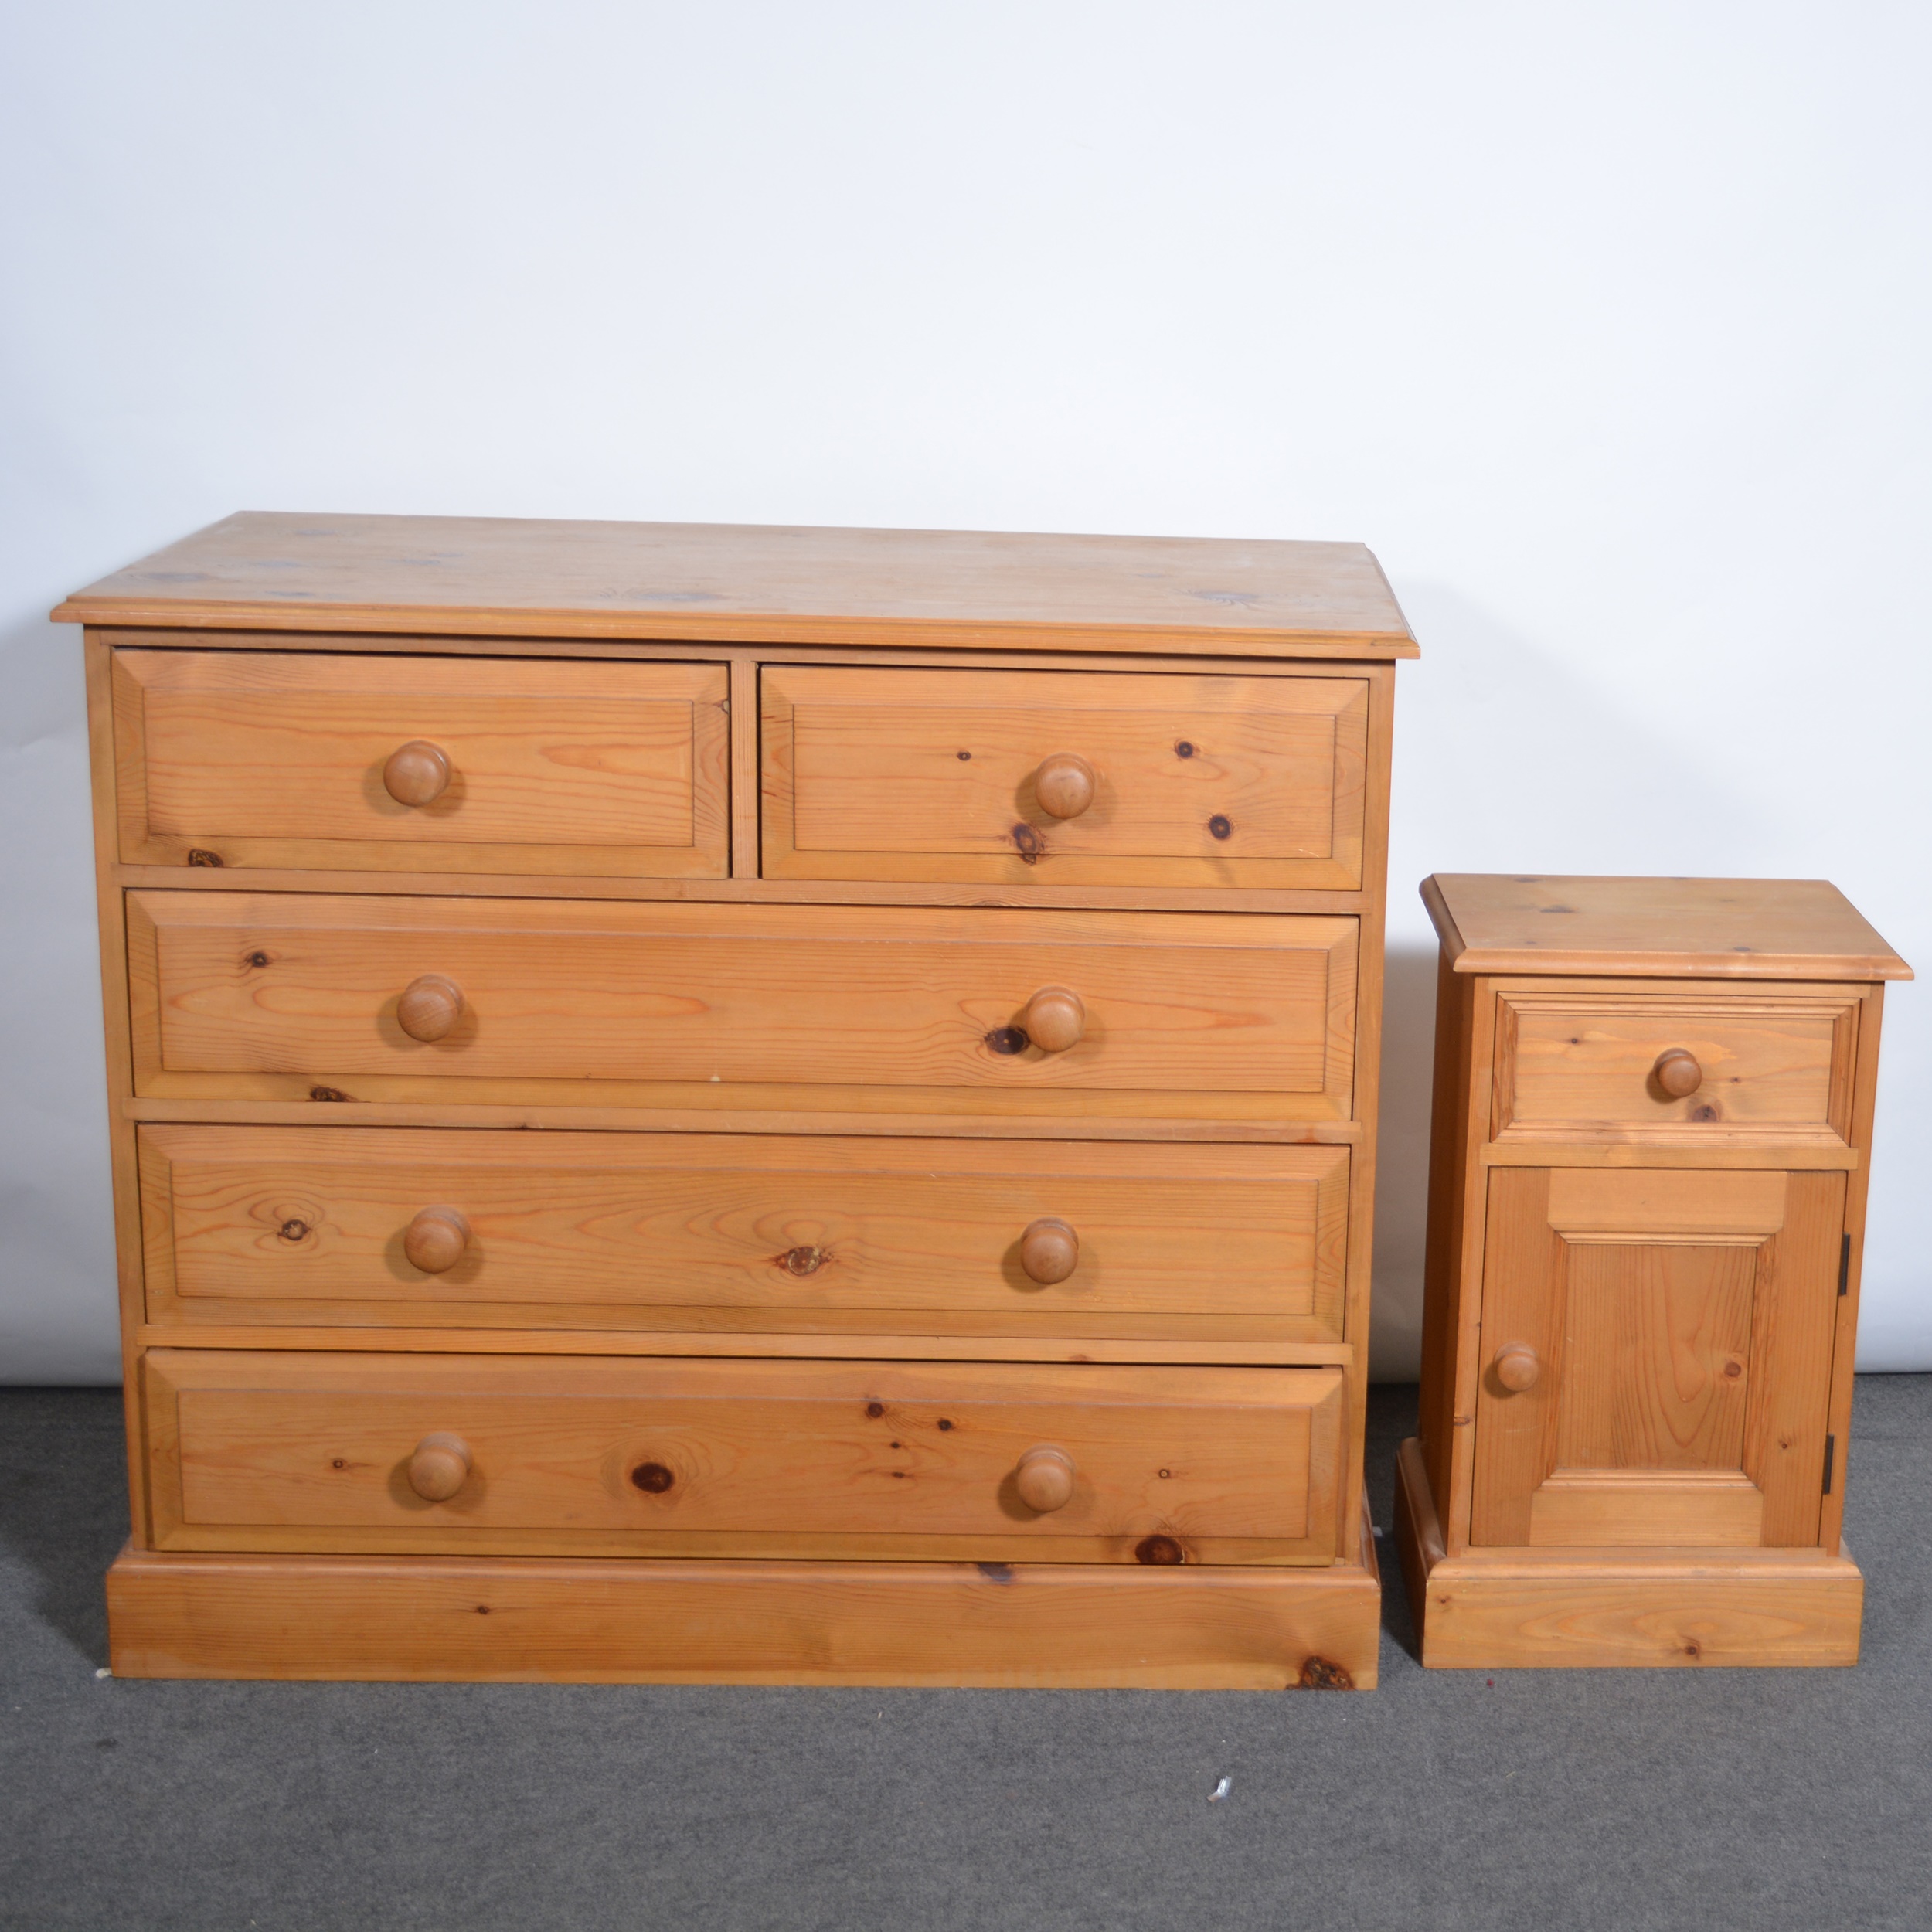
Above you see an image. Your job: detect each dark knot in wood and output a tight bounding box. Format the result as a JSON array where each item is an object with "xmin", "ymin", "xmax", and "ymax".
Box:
[
  {"xmin": 1134, "ymin": 1535, "xmax": 1185, "ymax": 1566},
  {"xmin": 1298, "ymin": 1655, "xmax": 1355, "ymax": 1691},
  {"xmin": 629, "ymin": 1462, "xmax": 675, "ymax": 1494}
]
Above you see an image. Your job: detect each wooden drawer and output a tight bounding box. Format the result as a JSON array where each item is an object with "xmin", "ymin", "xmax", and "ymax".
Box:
[
  {"xmin": 138, "ymin": 1127, "xmax": 1350, "ymax": 1340},
  {"xmin": 1492, "ymin": 985, "xmax": 1861, "ymax": 1145},
  {"xmin": 142, "ymin": 1350, "xmax": 1345, "ymax": 1563},
  {"xmin": 128, "ymin": 893, "xmax": 1358, "ymax": 1121},
  {"xmin": 111, "ymin": 649, "xmax": 729, "ymax": 876},
  {"xmin": 762, "ymin": 665, "xmax": 1369, "ymax": 888}
]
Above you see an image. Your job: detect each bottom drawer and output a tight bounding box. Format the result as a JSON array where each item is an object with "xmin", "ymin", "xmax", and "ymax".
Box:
[{"xmin": 143, "ymin": 1350, "xmax": 1344, "ymax": 1565}]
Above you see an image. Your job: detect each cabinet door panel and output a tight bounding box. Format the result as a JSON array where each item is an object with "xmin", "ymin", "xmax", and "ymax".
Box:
[{"xmin": 1471, "ymin": 1168, "xmax": 1844, "ymax": 1548}]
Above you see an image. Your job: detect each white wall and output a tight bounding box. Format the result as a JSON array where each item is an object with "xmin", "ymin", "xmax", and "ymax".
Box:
[{"xmin": 2, "ymin": 2, "xmax": 1926, "ymax": 1381}]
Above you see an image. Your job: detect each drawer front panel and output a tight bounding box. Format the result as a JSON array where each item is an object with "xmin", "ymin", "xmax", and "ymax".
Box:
[
  {"xmin": 112, "ymin": 649, "xmax": 729, "ymax": 876},
  {"xmin": 1493, "ymin": 988, "xmax": 1859, "ymax": 1145},
  {"xmin": 763, "ymin": 665, "xmax": 1369, "ymax": 888},
  {"xmin": 129, "ymin": 894, "xmax": 1358, "ymax": 1121},
  {"xmin": 144, "ymin": 1351, "xmax": 1345, "ymax": 1563},
  {"xmin": 139, "ymin": 1127, "xmax": 1350, "ymax": 1339}
]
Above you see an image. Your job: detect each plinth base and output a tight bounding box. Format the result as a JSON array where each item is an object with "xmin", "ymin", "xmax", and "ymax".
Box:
[
  {"xmin": 107, "ymin": 1516, "xmax": 1383, "ymax": 1689},
  {"xmin": 1394, "ymin": 1438, "xmax": 1862, "ymax": 1669}
]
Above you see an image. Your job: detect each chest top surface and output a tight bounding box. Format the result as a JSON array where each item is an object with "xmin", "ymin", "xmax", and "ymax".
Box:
[
  {"xmin": 1422, "ymin": 873, "xmax": 1911, "ymax": 983},
  {"xmin": 52, "ymin": 512, "xmax": 1418, "ymax": 658}
]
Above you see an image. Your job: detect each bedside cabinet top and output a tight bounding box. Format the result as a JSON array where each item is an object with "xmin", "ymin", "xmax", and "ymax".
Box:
[
  {"xmin": 50, "ymin": 512, "xmax": 1420, "ymax": 660},
  {"xmin": 1421, "ymin": 873, "xmax": 1912, "ymax": 982}
]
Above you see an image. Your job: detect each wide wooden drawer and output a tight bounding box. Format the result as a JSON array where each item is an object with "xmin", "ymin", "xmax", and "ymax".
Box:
[
  {"xmin": 1492, "ymin": 985, "xmax": 1861, "ymax": 1145},
  {"xmin": 762, "ymin": 665, "xmax": 1369, "ymax": 888},
  {"xmin": 128, "ymin": 894, "xmax": 1358, "ymax": 1121},
  {"xmin": 142, "ymin": 1351, "xmax": 1345, "ymax": 1563},
  {"xmin": 138, "ymin": 1127, "xmax": 1350, "ymax": 1340},
  {"xmin": 111, "ymin": 649, "xmax": 729, "ymax": 876}
]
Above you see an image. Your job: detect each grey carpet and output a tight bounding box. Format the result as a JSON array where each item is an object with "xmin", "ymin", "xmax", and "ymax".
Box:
[{"xmin": 2, "ymin": 1378, "xmax": 1928, "ymax": 1932}]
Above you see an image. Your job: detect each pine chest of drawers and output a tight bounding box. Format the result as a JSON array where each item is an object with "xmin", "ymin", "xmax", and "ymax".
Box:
[{"xmin": 60, "ymin": 513, "xmax": 1416, "ymax": 1686}]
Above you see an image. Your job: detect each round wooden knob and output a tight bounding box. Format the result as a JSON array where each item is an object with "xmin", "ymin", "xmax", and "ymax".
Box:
[
  {"xmin": 1014, "ymin": 1445, "xmax": 1076, "ymax": 1513},
  {"xmin": 403, "ymin": 1206, "xmax": 471, "ymax": 1274},
  {"xmin": 1020, "ymin": 986, "xmax": 1085, "ymax": 1053},
  {"xmin": 1019, "ymin": 1218, "xmax": 1080, "ymax": 1284},
  {"xmin": 1033, "ymin": 753, "xmax": 1097, "ymax": 820},
  {"xmin": 396, "ymin": 973, "xmax": 464, "ymax": 1043},
  {"xmin": 1494, "ymin": 1343, "xmax": 1541, "ymax": 1393},
  {"xmin": 1654, "ymin": 1048, "xmax": 1703, "ymax": 1098},
  {"xmin": 407, "ymin": 1432, "xmax": 471, "ymax": 1502},
  {"xmin": 383, "ymin": 740, "xmax": 452, "ymax": 807}
]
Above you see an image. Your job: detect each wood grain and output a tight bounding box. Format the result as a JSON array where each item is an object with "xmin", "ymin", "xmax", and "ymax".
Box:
[
  {"xmin": 1471, "ymin": 1166, "xmax": 1845, "ymax": 1549},
  {"xmin": 1417, "ymin": 954, "xmax": 1476, "ymax": 1515},
  {"xmin": 1552, "ymin": 1242, "xmax": 1757, "ymax": 1471},
  {"xmin": 761, "ymin": 665, "xmax": 1368, "ymax": 888},
  {"xmin": 112, "ymin": 650, "xmax": 729, "ymax": 877},
  {"xmin": 141, "ymin": 1349, "xmax": 1344, "ymax": 1564},
  {"xmin": 56, "ymin": 513, "xmax": 1420, "ymax": 659},
  {"xmin": 133, "ymin": 1326, "xmax": 1355, "ymax": 1367},
  {"xmin": 1821, "ymin": 985, "xmax": 1888, "ymax": 1551},
  {"xmin": 85, "ymin": 637, "xmax": 156, "ymax": 1546},
  {"xmin": 107, "ymin": 1544, "xmax": 1383, "ymax": 1686},
  {"xmin": 1493, "ymin": 988, "xmax": 1859, "ymax": 1144},
  {"xmin": 1467, "ymin": 1168, "xmax": 1565, "ymax": 1545},
  {"xmin": 126, "ymin": 893, "xmax": 1359, "ymax": 1120},
  {"xmin": 136, "ymin": 1125, "xmax": 1352, "ymax": 1338},
  {"xmin": 113, "ymin": 862, "xmax": 1378, "ymax": 915},
  {"xmin": 1396, "ymin": 1437, "xmax": 1861, "ymax": 1668},
  {"xmin": 1423, "ymin": 874, "xmax": 1911, "ymax": 981}
]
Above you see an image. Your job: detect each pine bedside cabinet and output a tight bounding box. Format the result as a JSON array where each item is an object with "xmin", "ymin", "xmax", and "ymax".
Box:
[
  {"xmin": 57, "ymin": 513, "xmax": 1417, "ymax": 1687},
  {"xmin": 1397, "ymin": 874, "xmax": 1910, "ymax": 1668}
]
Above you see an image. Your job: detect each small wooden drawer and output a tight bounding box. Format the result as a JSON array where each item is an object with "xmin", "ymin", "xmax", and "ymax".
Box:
[
  {"xmin": 138, "ymin": 1127, "xmax": 1351, "ymax": 1341},
  {"xmin": 1492, "ymin": 985, "xmax": 1861, "ymax": 1145},
  {"xmin": 128, "ymin": 893, "xmax": 1358, "ymax": 1122},
  {"xmin": 111, "ymin": 648, "xmax": 729, "ymax": 876},
  {"xmin": 141, "ymin": 1350, "xmax": 1345, "ymax": 1564},
  {"xmin": 761, "ymin": 665, "xmax": 1370, "ymax": 888}
]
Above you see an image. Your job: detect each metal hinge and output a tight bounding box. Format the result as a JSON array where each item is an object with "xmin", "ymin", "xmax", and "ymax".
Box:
[
  {"xmin": 1838, "ymin": 1233, "xmax": 1852, "ymax": 1296},
  {"xmin": 1823, "ymin": 1434, "xmax": 1836, "ymax": 1495}
]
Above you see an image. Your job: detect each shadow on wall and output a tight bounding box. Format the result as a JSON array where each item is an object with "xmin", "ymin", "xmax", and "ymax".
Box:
[{"xmin": 1369, "ymin": 945, "xmax": 1437, "ymax": 1382}]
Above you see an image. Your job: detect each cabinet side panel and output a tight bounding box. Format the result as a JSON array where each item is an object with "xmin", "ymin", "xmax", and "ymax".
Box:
[
  {"xmin": 1335, "ymin": 664, "xmax": 1396, "ymax": 1560},
  {"xmin": 1821, "ymin": 985, "xmax": 1883, "ymax": 1550},
  {"xmin": 87, "ymin": 633, "xmax": 151, "ymax": 1543},
  {"xmin": 1417, "ymin": 953, "xmax": 1473, "ymax": 1507}
]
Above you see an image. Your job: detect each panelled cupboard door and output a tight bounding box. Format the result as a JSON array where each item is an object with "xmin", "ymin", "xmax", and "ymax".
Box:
[
  {"xmin": 137, "ymin": 1126, "xmax": 1350, "ymax": 1338},
  {"xmin": 761, "ymin": 665, "xmax": 1369, "ymax": 888},
  {"xmin": 111, "ymin": 649, "xmax": 730, "ymax": 876},
  {"xmin": 141, "ymin": 1352, "xmax": 1346, "ymax": 1565},
  {"xmin": 1471, "ymin": 1168, "xmax": 1845, "ymax": 1549},
  {"xmin": 126, "ymin": 894, "xmax": 1358, "ymax": 1121}
]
